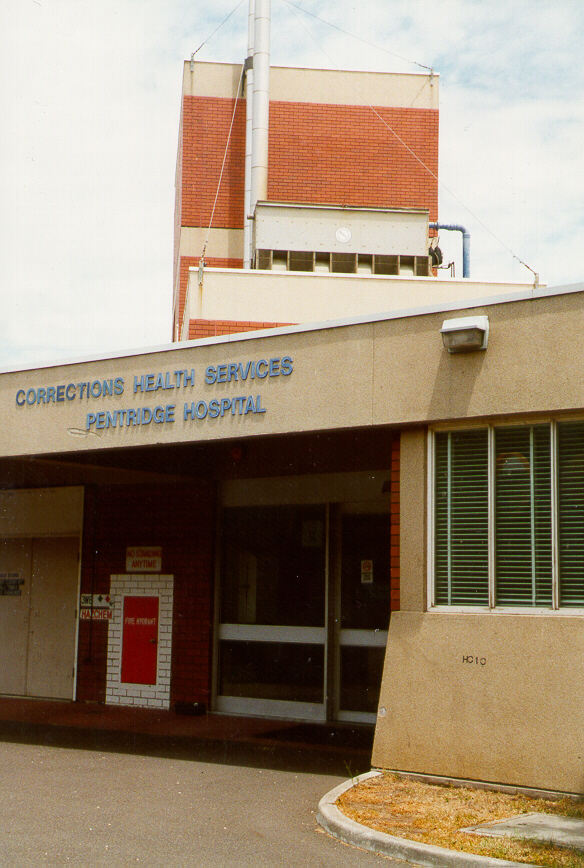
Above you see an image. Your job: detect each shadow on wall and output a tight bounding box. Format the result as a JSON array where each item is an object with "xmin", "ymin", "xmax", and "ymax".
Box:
[{"xmin": 426, "ymin": 317, "xmax": 489, "ymax": 421}]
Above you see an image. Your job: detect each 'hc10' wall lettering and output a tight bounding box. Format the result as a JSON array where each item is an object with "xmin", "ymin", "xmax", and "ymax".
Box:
[{"xmin": 462, "ymin": 655, "xmax": 487, "ymax": 665}]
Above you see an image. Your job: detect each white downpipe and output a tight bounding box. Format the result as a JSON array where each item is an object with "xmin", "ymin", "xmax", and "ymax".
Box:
[
  {"xmin": 243, "ymin": 0, "xmax": 255, "ymax": 269},
  {"xmin": 250, "ymin": 0, "xmax": 270, "ymax": 266}
]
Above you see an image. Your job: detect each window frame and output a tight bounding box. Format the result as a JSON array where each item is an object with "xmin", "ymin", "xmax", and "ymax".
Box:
[{"xmin": 428, "ymin": 419, "xmax": 584, "ymax": 614}]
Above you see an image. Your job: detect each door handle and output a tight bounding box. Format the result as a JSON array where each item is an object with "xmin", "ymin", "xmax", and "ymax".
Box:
[{"xmin": 149, "ymin": 638, "xmax": 157, "ymax": 645}]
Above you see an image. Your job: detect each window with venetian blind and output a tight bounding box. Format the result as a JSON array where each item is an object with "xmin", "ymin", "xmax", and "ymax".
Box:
[{"xmin": 433, "ymin": 422, "xmax": 584, "ymax": 609}]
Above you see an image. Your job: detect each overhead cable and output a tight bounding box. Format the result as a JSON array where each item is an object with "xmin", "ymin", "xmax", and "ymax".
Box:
[
  {"xmin": 280, "ymin": 0, "xmax": 539, "ymax": 284},
  {"xmin": 201, "ymin": 64, "xmax": 246, "ymax": 265},
  {"xmin": 283, "ymin": 0, "xmax": 433, "ymax": 72},
  {"xmin": 190, "ymin": 0, "xmax": 247, "ymax": 68}
]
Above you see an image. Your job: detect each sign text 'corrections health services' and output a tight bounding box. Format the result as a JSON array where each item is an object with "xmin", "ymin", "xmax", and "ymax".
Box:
[{"xmin": 14, "ymin": 355, "xmax": 294, "ymax": 431}]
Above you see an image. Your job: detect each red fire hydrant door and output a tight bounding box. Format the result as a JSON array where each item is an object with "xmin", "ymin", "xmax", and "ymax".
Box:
[{"xmin": 120, "ymin": 596, "xmax": 160, "ymax": 685}]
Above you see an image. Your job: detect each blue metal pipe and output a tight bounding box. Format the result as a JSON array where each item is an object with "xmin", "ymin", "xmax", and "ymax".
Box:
[{"xmin": 429, "ymin": 222, "xmax": 470, "ymax": 278}]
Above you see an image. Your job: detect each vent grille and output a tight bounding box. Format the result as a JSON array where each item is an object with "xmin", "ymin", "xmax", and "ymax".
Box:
[{"xmin": 254, "ymin": 250, "xmax": 432, "ymax": 276}]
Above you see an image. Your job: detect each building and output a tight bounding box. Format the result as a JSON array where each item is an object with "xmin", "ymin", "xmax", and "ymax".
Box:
[
  {"xmin": 1, "ymin": 54, "xmax": 583, "ymax": 797},
  {"xmin": 174, "ymin": 60, "xmax": 439, "ymax": 341}
]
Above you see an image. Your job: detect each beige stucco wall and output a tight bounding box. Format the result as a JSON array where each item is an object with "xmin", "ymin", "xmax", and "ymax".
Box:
[
  {"xmin": 399, "ymin": 429, "xmax": 427, "ymax": 613},
  {"xmin": 372, "ymin": 320, "xmax": 584, "ymax": 795},
  {"xmin": 373, "ymin": 611, "xmax": 584, "ymax": 795},
  {"xmin": 2, "ymin": 286, "xmax": 584, "ymax": 460},
  {"xmin": 370, "ymin": 288, "xmax": 584, "ymax": 424},
  {"xmin": 183, "ymin": 61, "xmax": 438, "ymax": 110},
  {"xmin": 0, "ymin": 325, "xmax": 377, "ymax": 458}
]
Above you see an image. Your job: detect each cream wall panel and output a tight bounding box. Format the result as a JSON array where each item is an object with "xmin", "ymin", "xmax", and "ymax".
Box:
[
  {"xmin": 179, "ymin": 228, "xmax": 244, "ymax": 262},
  {"xmin": 0, "ymin": 539, "xmax": 32, "ymax": 695},
  {"xmin": 0, "ymin": 487, "xmax": 84, "ymax": 537},
  {"xmin": 183, "ymin": 62, "xmax": 244, "ymax": 100},
  {"xmin": 270, "ymin": 66, "xmax": 438, "ymax": 109},
  {"xmin": 26, "ymin": 537, "xmax": 79, "ymax": 700},
  {"xmin": 399, "ymin": 430, "xmax": 427, "ymax": 612},
  {"xmin": 0, "ymin": 537, "xmax": 79, "ymax": 700},
  {"xmin": 373, "ymin": 612, "xmax": 584, "ymax": 794},
  {"xmin": 183, "ymin": 62, "xmax": 438, "ymax": 110},
  {"xmin": 187, "ymin": 268, "xmax": 529, "ymax": 325}
]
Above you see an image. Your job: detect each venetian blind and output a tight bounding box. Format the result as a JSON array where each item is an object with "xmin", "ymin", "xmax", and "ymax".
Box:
[
  {"xmin": 558, "ymin": 421, "xmax": 584, "ymax": 606},
  {"xmin": 494, "ymin": 426, "xmax": 552, "ymax": 606},
  {"xmin": 435, "ymin": 430, "xmax": 489, "ymax": 606}
]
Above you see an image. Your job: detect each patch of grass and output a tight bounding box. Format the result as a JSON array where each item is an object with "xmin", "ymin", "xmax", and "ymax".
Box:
[{"xmin": 336, "ymin": 773, "xmax": 584, "ymax": 867}]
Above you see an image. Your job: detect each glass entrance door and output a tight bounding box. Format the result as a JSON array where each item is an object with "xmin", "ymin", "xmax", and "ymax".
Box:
[
  {"xmin": 216, "ymin": 503, "xmax": 327, "ymax": 720},
  {"xmin": 215, "ymin": 502, "xmax": 392, "ymax": 722},
  {"xmin": 335, "ymin": 510, "xmax": 392, "ymax": 723}
]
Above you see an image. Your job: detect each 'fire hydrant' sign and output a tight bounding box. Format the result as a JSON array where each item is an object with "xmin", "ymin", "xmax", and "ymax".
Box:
[
  {"xmin": 126, "ymin": 546, "xmax": 162, "ymax": 572},
  {"xmin": 120, "ymin": 596, "xmax": 159, "ymax": 685}
]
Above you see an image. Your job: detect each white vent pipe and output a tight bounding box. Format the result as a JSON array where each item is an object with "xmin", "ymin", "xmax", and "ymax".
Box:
[
  {"xmin": 243, "ymin": 0, "xmax": 255, "ymax": 268},
  {"xmin": 249, "ymin": 0, "xmax": 270, "ymax": 262}
]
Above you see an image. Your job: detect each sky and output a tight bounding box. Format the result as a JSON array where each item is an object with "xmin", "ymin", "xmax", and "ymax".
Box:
[{"xmin": 1, "ymin": 0, "xmax": 583, "ymax": 369}]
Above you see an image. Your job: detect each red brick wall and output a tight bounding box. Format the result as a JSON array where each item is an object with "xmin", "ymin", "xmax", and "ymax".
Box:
[
  {"xmin": 269, "ymin": 103, "xmax": 438, "ymax": 218},
  {"xmin": 390, "ymin": 434, "xmax": 400, "ymax": 613},
  {"xmin": 181, "ymin": 96, "xmax": 246, "ymax": 229},
  {"xmin": 76, "ymin": 483, "xmax": 215, "ymax": 707},
  {"xmin": 176, "ymin": 96, "xmax": 438, "ymax": 338},
  {"xmin": 188, "ymin": 318, "xmax": 293, "ymax": 340},
  {"xmin": 75, "ymin": 433, "xmax": 400, "ymax": 705},
  {"xmin": 180, "ymin": 95, "xmax": 438, "ymax": 230}
]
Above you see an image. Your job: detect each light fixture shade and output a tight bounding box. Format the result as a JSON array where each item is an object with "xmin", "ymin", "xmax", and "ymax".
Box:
[{"xmin": 440, "ymin": 315, "xmax": 489, "ymax": 353}]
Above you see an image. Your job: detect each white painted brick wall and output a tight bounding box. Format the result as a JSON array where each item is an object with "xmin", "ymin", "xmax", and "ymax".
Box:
[{"xmin": 106, "ymin": 574, "xmax": 174, "ymax": 709}]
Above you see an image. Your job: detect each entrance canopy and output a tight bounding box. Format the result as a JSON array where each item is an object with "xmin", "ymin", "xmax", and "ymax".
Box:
[{"xmin": 3, "ymin": 284, "xmax": 582, "ymax": 467}]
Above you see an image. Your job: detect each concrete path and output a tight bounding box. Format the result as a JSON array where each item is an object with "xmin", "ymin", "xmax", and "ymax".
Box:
[
  {"xmin": 463, "ymin": 812, "xmax": 584, "ymax": 850},
  {"xmin": 0, "ymin": 739, "xmax": 404, "ymax": 867}
]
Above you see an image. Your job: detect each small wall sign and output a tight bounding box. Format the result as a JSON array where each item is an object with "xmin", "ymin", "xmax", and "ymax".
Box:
[
  {"xmin": 361, "ymin": 559, "xmax": 373, "ymax": 584},
  {"xmin": 0, "ymin": 571, "xmax": 24, "ymax": 596},
  {"xmin": 121, "ymin": 596, "xmax": 160, "ymax": 685},
  {"xmin": 126, "ymin": 546, "xmax": 162, "ymax": 572},
  {"xmin": 80, "ymin": 608, "xmax": 112, "ymax": 620},
  {"xmin": 80, "ymin": 593, "xmax": 113, "ymax": 609}
]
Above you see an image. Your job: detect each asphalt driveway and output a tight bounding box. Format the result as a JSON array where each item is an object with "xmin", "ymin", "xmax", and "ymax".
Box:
[{"xmin": 0, "ymin": 737, "xmax": 403, "ymax": 866}]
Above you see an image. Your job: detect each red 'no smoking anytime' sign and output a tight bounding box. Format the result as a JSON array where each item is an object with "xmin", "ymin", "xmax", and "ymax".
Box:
[{"xmin": 361, "ymin": 559, "xmax": 373, "ymax": 584}]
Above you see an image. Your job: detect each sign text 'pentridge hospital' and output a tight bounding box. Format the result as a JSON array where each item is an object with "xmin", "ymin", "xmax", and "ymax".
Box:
[
  {"xmin": 14, "ymin": 355, "xmax": 294, "ymax": 432},
  {"xmin": 86, "ymin": 394, "xmax": 267, "ymax": 430}
]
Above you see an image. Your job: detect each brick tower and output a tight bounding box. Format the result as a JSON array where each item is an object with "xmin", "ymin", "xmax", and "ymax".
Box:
[{"xmin": 173, "ymin": 61, "xmax": 439, "ymax": 341}]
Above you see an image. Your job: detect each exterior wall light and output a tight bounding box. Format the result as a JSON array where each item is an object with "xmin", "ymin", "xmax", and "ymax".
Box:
[{"xmin": 440, "ymin": 315, "xmax": 489, "ymax": 353}]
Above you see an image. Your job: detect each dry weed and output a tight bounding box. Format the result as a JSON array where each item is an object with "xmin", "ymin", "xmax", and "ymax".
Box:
[{"xmin": 337, "ymin": 773, "xmax": 584, "ymax": 867}]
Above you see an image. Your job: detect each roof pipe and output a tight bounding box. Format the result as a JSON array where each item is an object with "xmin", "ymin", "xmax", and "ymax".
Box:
[
  {"xmin": 430, "ymin": 222, "xmax": 470, "ymax": 278},
  {"xmin": 243, "ymin": 0, "xmax": 255, "ymax": 268},
  {"xmin": 250, "ymin": 0, "xmax": 270, "ymax": 231}
]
